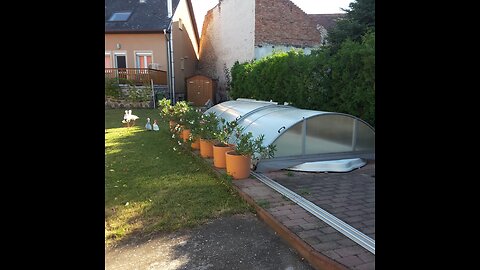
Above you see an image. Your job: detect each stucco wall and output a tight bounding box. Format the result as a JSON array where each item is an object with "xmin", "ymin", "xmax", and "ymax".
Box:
[
  {"xmin": 198, "ymin": 0, "xmax": 255, "ymax": 101},
  {"xmin": 105, "ymin": 33, "xmax": 167, "ymax": 71},
  {"xmin": 172, "ymin": 0, "xmax": 199, "ymax": 59},
  {"xmin": 170, "ymin": 0, "xmax": 199, "ymax": 96},
  {"xmin": 172, "ymin": 21, "xmax": 198, "ymax": 95}
]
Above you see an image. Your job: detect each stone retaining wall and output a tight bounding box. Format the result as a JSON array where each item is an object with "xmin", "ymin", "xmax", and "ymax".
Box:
[{"xmin": 105, "ymin": 97, "xmax": 153, "ymax": 109}]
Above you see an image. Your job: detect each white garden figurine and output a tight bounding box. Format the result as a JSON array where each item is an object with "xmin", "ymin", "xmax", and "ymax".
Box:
[
  {"xmin": 153, "ymin": 119, "xmax": 159, "ymax": 131},
  {"xmin": 122, "ymin": 109, "xmax": 140, "ymax": 127},
  {"xmin": 145, "ymin": 118, "xmax": 152, "ymax": 130}
]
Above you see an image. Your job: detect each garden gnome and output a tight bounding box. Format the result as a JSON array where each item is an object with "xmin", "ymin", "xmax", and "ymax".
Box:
[
  {"xmin": 153, "ymin": 119, "xmax": 159, "ymax": 131},
  {"xmin": 145, "ymin": 118, "xmax": 152, "ymax": 130}
]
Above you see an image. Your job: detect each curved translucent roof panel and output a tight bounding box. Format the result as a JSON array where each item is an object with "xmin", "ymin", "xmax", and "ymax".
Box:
[
  {"xmin": 205, "ymin": 98, "xmax": 278, "ymax": 123},
  {"xmin": 205, "ymin": 99, "xmax": 375, "ymax": 172}
]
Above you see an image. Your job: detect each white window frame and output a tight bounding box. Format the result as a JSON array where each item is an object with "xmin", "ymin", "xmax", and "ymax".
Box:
[
  {"xmin": 113, "ymin": 51, "xmax": 127, "ymax": 68},
  {"xmin": 134, "ymin": 51, "xmax": 153, "ymax": 69},
  {"xmin": 105, "ymin": 51, "xmax": 112, "ymax": 68}
]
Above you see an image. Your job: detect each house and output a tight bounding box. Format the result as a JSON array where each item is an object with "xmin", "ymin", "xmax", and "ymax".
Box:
[
  {"xmin": 198, "ymin": 0, "xmax": 343, "ymax": 102},
  {"xmin": 105, "ymin": 0, "xmax": 200, "ymax": 101},
  {"xmin": 308, "ymin": 13, "xmax": 346, "ymax": 45}
]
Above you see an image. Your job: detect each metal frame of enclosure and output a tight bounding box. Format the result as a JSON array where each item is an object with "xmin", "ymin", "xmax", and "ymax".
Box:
[{"xmin": 205, "ymin": 99, "xmax": 375, "ymax": 172}]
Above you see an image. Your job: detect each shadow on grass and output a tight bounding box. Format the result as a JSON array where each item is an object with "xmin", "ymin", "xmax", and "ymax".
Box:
[{"xmin": 105, "ymin": 110, "xmax": 251, "ymax": 249}]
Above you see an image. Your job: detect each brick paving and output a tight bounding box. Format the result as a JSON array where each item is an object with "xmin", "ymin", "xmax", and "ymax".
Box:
[
  {"xmin": 265, "ymin": 162, "xmax": 375, "ymax": 240},
  {"xmin": 195, "ymin": 151, "xmax": 375, "ymax": 270},
  {"xmin": 254, "ymin": 162, "xmax": 374, "ymax": 269}
]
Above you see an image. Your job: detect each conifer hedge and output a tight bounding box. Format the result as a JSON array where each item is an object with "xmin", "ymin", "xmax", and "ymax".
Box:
[{"xmin": 230, "ymin": 32, "xmax": 375, "ymax": 127}]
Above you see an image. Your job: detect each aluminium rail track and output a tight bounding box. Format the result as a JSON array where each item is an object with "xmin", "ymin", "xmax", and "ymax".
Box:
[{"xmin": 251, "ymin": 171, "xmax": 375, "ymax": 254}]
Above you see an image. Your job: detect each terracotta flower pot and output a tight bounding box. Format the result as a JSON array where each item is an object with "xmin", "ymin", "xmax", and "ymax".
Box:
[
  {"xmin": 199, "ymin": 139, "xmax": 214, "ymax": 158},
  {"xmin": 182, "ymin": 129, "xmax": 191, "ymax": 142},
  {"xmin": 225, "ymin": 150, "xmax": 251, "ymax": 179},
  {"xmin": 213, "ymin": 144, "xmax": 234, "ymax": 168},
  {"xmin": 191, "ymin": 137, "xmax": 200, "ymax": 150}
]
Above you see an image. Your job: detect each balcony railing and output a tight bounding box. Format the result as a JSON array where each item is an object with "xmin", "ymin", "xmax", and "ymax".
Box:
[{"xmin": 105, "ymin": 68, "xmax": 167, "ymax": 85}]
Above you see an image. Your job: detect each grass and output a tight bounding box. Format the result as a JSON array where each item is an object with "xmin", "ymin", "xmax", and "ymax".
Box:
[
  {"xmin": 256, "ymin": 199, "xmax": 270, "ymax": 209},
  {"xmin": 105, "ymin": 109, "xmax": 250, "ymax": 247},
  {"xmin": 297, "ymin": 188, "xmax": 311, "ymax": 196}
]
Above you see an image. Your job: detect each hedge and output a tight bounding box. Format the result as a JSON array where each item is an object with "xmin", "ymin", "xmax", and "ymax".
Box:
[{"xmin": 230, "ymin": 32, "xmax": 375, "ymax": 127}]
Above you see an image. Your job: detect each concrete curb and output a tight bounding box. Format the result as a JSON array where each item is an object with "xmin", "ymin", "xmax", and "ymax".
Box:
[{"xmin": 187, "ymin": 148, "xmax": 347, "ymax": 270}]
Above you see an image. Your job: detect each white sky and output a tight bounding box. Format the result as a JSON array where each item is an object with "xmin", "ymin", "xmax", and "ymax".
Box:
[{"xmin": 191, "ymin": 0, "xmax": 353, "ymax": 36}]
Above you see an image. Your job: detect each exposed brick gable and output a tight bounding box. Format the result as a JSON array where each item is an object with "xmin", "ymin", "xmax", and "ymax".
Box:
[{"xmin": 255, "ymin": 0, "xmax": 321, "ymax": 47}]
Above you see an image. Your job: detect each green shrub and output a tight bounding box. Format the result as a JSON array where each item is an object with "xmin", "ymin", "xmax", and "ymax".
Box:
[
  {"xmin": 105, "ymin": 77, "xmax": 122, "ymax": 99},
  {"xmin": 229, "ymin": 32, "xmax": 375, "ymax": 127},
  {"xmin": 329, "ymin": 31, "xmax": 375, "ymax": 126},
  {"xmin": 126, "ymin": 83, "xmax": 152, "ymax": 102}
]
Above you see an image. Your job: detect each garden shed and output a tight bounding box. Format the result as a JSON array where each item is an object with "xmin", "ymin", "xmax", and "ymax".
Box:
[
  {"xmin": 205, "ymin": 98, "xmax": 375, "ymax": 172},
  {"xmin": 186, "ymin": 75, "xmax": 215, "ymax": 107}
]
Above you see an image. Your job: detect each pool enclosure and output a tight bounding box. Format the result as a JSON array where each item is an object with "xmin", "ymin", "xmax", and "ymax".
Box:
[{"xmin": 205, "ymin": 99, "xmax": 375, "ymax": 172}]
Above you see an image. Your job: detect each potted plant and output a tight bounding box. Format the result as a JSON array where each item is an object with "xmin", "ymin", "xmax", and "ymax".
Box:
[
  {"xmin": 197, "ymin": 112, "xmax": 219, "ymax": 158},
  {"xmin": 212, "ymin": 118, "xmax": 238, "ymax": 168},
  {"xmin": 225, "ymin": 126, "xmax": 276, "ymax": 179},
  {"xmin": 158, "ymin": 98, "xmax": 174, "ymax": 129},
  {"xmin": 182, "ymin": 108, "xmax": 202, "ymax": 145},
  {"xmin": 171, "ymin": 101, "xmax": 190, "ymax": 136}
]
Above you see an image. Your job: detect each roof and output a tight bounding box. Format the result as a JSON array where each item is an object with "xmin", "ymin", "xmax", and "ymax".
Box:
[
  {"xmin": 105, "ymin": 0, "xmax": 180, "ymax": 33},
  {"xmin": 308, "ymin": 14, "xmax": 346, "ymax": 31}
]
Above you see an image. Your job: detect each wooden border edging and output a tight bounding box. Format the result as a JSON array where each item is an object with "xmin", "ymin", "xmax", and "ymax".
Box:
[
  {"xmin": 186, "ymin": 148, "xmax": 348, "ymax": 270},
  {"xmin": 232, "ymin": 183, "xmax": 348, "ymax": 270}
]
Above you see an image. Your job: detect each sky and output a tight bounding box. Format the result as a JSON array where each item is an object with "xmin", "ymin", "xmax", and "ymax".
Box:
[{"xmin": 191, "ymin": 0, "xmax": 353, "ymax": 36}]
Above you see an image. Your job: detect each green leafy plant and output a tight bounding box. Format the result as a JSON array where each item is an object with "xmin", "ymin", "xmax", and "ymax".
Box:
[
  {"xmin": 105, "ymin": 77, "xmax": 122, "ymax": 99},
  {"xmin": 229, "ymin": 29, "xmax": 375, "ymax": 127},
  {"xmin": 182, "ymin": 109, "xmax": 203, "ymax": 143},
  {"xmin": 171, "ymin": 101, "xmax": 190, "ymax": 124},
  {"xmin": 231, "ymin": 126, "xmax": 276, "ymax": 160},
  {"xmin": 197, "ymin": 112, "xmax": 220, "ymax": 140},
  {"xmin": 158, "ymin": 98, "xmax": 173, "ymax": 121},
  {"xmin": 126, "ymin": 84, "xmax": 151, "ymax": 102},
  {"xmin": 213, "ymin": 118, "xmax": 238, "ymax": 146}
]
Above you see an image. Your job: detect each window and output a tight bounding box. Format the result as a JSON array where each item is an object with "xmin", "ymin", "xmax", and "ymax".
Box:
[
  {"xmin": 136, "ymin": 52, "xmax": 152, "ymax": 68},
  {"xmin": 105, "ymin": 52, "xmax": 112, "ymax": 68},
  {"xmin": 108, "ymin": 12, "xmax": 132, "ymax": 22}
]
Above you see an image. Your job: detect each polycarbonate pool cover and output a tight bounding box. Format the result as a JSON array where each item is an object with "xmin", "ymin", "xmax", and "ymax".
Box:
[{"xmin": 205, "ymin": 98, "xmax": 375, "ymax": 172}]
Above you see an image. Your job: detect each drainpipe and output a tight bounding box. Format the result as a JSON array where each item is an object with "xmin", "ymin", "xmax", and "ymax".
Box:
[
  {"xmin": 164, "ymin": 29, "xmax": 172, "ymax": 102},
  {"xmin": 165, "ymin": 0, "xmax": 175, "ymax": 104}
]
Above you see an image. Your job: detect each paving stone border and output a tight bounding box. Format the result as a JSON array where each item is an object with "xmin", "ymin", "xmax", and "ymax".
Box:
[{"xmin": 186, "ymin": 147, "xmax": 376, "ymax": 269}]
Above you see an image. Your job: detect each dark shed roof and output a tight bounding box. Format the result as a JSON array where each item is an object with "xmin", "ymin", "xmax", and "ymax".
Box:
[{"xmin": 105, "ymin": 0, "xmax": 180, "ymax": 33}]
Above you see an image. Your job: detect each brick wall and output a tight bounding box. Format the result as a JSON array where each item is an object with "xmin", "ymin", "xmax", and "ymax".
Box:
[{"xmin": 255, "ymin": 0, "xmax": 321, "ymax": 47}]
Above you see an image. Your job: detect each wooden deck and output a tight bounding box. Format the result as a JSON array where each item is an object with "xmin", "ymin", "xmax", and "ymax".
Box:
[{"xmin": 105, "ymin": 68, "xmax": 167, "ymax": 85}]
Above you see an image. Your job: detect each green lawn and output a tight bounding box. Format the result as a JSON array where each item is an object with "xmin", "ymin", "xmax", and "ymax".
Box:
[{"xmin": 105, "ymin": 109, "xmax": 250, "ymax": 246}]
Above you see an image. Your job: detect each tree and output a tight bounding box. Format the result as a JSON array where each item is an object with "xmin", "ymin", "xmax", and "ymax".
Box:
[{"xmin": 327, "ymin": 0, "xmax": 375, "ymax": 52}]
